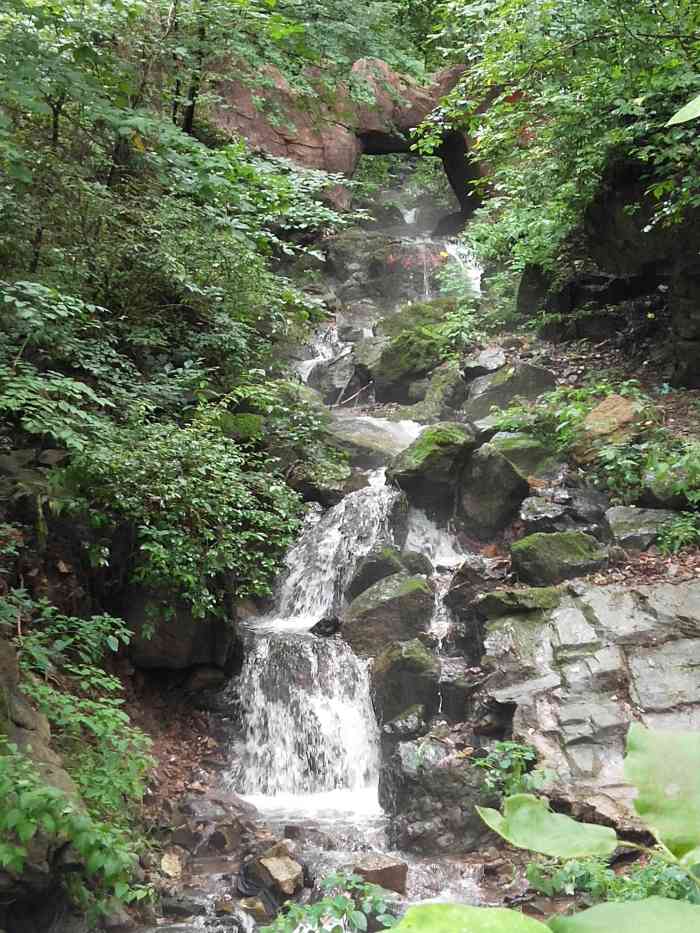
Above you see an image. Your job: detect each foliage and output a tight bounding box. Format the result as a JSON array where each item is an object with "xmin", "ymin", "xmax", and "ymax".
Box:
[
  {"xmin": 261, "ymin": 871, "xmax": 396, "ymax": 932},
  {"xmin": 473, "ymin": 741, "xmax": 551, "ymax": 797},
  {"xmin": 527, "ymin": 855, "xmax": 700, "ymax": 905},
  {"xmin": 0, "ymin": 739, "xmax": 150, "ymax": 919},
  {"xmin": 60, "ymin": 405, "xmax": 302, "ymax": 617},
  {"xmin": 417, "ymin": 0, "xmax": 700, "ymax": 276},
  {"xmin": 657, "ymin": 512, "xmax": 700, "ymax": 555}
]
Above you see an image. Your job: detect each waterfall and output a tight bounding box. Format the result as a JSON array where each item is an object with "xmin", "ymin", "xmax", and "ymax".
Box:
[{"xmin": 442, "ymin": 239, "xmax": 483, "ymax": 297}]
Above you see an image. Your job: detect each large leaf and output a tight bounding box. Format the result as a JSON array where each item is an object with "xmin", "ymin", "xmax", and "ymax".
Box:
[
  {"xmin": 477, "ymin": 795, "xmax": 618, "ymax": 859},
  {"xmin": 547, "ymin": 896, "xmax": 700, "ymax": 932},
  {"xmin": 393, "ymin": 904, "xmax": 549, "ymax": 932},
  {"xmin": 667, "ymin": 93, "xmax": 700, "ymax": 126},
  {"xmin": 624, "ymin": 723, "xmax": 700, "ymax": 864}
]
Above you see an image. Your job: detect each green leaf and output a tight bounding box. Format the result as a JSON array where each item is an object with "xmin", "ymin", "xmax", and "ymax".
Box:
[
  {"xmin": 623, "ymin": 723, "xmax": 700, "ymax": 862},
  {"xmin": 667, "ymin": 93, "xmax": 700, "ymax": 126},
  {"xmin": 393, "ymin": 904, "xmax": 549, "ymax": 932},
  {"xmin": 106, "ymin": 635, "xmax": 119, "ymax": 652},
  {"xmin": 476, "ymin": 795, "xmax": 618, "ymax": 859},
  {"xmin": 350, "ymin": 910, "xmax": 368, "ymax": 931},
  {"xmin": 547, "ymin": 896, "xmax": 700, "ymax": 932}
]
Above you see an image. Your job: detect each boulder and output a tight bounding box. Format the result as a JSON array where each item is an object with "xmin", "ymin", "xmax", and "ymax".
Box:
[
  {"xmin": 341, "ymin": 573, "xmax": 433, "ymax": 657},
  {"xmin": 489, "ymin": 431, "xmax": 561, "ymax": 478},
  {"xmin": 124, "ymin": 587, "xmax": 237, "ymax": 672},
  {"xmin": 328, "ymin": 413, "xmax": 421, "ymax": 468},
  {"xmin": 458, "ymin": 444, "xmax": 530, "ymax": 538},
  {"xmin": 379, "ymin": 735, "xmax": 497, "ymax": 854},
  {"xmin": 307, "ymin": 349, "xmax": 359, "ymax": 404},
  {"xmin": 475, "ymin": 586, "xmax": 562, "ymax": 619},
  {"xmin": 353, "ymin": 853, "xmax": 408, "ymax": 894},
  {"xmin": 382, "ymin": 704, "xmax": 428, "ymax": 738},
  {"xmin": 444, "ymin": 554, "xmax": 509, "ymax": 619},
  {"xmin": 511, "ymin": 532, "xmax": 608, "ymax": 585},
  {"xmin": 397, "ymin": 361, "xmax": 469, "ymax": 422},
  {"xmin": 574, "ymin": 394, "xmax": 646, "ymax": 462},
  {"xmin": 479, "ymin": 580, "xmax": 700, "ymax": 827},
  {"xmin": 372, "ymin": 639, "xmax": 440, "ymax": 722},
  {"xmin": 462, "ymin": 346, "xmax": 507, "ymax": 380},
  {"xmin": 346, "ymin": 546, "xmax": 405, "ymax": 601},
  {"xmin": 387, "ymin": 422, "xmax": 477, "ymax": 511},
  {"xmin": 461, "ymin": 362, "xmax": 556, "ymax": 421},
  {"xmin": 401, "ymin": 550, "xmax": 434, "ymax": 576},
  {"xmin": 605, "ymin": 506, "xmax": 677, "ymax": 551},
  {"xmin": 285, "ymin": 458, "xmax": 353, "ymax": 508},
  {"xmin": 337, "ymin": 299, "xmax": 380, "ymax": 342},
  {"xmin": 373, "ymin": 329, "xmax": 445, "ymax": 403},
  {"xmin": 520, "ymin": 487, "xmax": 610, "ymax": 537},
  {"xmin": 310, "ymin": 616, "xmax": 341, "ymax": 637},
  {"xmin": 253, "ymin": 854, "xmax": 303, "ymax": 897}
]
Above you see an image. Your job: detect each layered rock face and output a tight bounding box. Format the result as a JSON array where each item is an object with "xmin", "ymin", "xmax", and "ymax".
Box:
[{"xmin": 212, "ymin": 59, "xmax": 473, "ymax": 209}]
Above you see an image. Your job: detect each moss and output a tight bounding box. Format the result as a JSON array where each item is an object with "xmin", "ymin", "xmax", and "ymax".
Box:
[
  {"xmin": 401, "ymin": 550, "xmax": 433, "ymax": 576},
  {"xmin": 490, "ymin": 432, "xmax": 559, "ymax": 477},
  {"xmin": 511, "ymin": 531, "xmax": 607, "ymax": 585},
  {"xmin": 392, "ymin": 423, "xmax": 475, "ymax": 475},
  {"xmin": 376, "ymin": 328, "xmax": 444, "ymax": 385},
  {"xmin": 379, "ymin": 297, "xmax": 457, "ymax": 339},
  {"xmin": 397, "ymin": 576, "xmax": 432, "ymax": 597},
  {"xmin": 477, "ymin": 586, "xmax": 561, "ymax": 618}
]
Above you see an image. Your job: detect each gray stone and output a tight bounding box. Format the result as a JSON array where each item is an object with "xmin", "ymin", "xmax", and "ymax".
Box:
[
  {"xmin": 605, "ymin": 506, "xmax": 677, "ymax": 550},
  {"xmin": 489, "ymin": 432, "xmax": 561, "ymax": 478},
  {"xmin": 307, "ymin": 349, "xmax": 359, "ymax": 404},
  {"xmin": 372, "ymin": 640, "xmax": 440, "ymax": 722},
  {"xmin": 462, "ymin": 346, "xmax": 507, "ymax": 379},
  {"xmin": 328, "ymin": 413, "xmax": 421, "ymax": 468},
  {"xmin": 461, "ymin": 362, "xmax": 556, "ymax": 421},
  {"xmin": 346, "ymin": 546, "xmax": 405, "ymax": 601},
  {"xmin": 458, "ymin": 444, "xmax": 530, "ymax": 538}
]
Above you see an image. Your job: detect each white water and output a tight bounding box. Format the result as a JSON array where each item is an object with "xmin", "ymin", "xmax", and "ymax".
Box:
[
  {"xmin": 296, "ymin": 323, "xmax": 346, "ymax": 383},
  {"xmin": 405, "ymin": 508, "xmax": 466, "ymax": 571},
  {"xmin": 443, "ymin": 239, "xmax": 483, "ymax": 297}
]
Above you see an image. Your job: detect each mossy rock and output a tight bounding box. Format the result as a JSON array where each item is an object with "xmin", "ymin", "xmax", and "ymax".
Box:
[
  {"xmin": 401, "ymin": 550, "xmax": 434, "ymax": 576},
  {"xmin": 461, "ymin": 362, "xmax": 556, "ymax": 421},
  {"xmin": 511, "ymin": 532, "xmax": 608, "ymax": 585},
  {"xmin": 341, "ymin": 573, "xmax": 433, "ymax": 657},
  {"xmin": 346, "ymin": 546, "xmax": 405, "ymax": 601},
  {"xmin": 392, "ymin": 361, "xmax": 469, "ymax": 423},
  {"xmin": 374, "ymin": 328, "xmax": 446, "ymax": 403},
  {"xmin": 458, "ymin": 444, "xmax": 530, "ymax": 538},
  {"xmin": 490, "ymin": 432, "xmax": 561, "ymax": 478},
  {"xmin": 475, "ymin": 586, "xmax": 562, "ymax": 619},
  {"xmin": 387, "ymin": 422, "xmax": 477, "ymax": 511},
  {"xmin": 377, "ymin": 298, "xmax": 457, "ymax": 339},
  {"xmin": 286, "ymin": 458, "xmax": 353, "ymax": 508},
  {"xmin": 372, "ymin": 639, "xmax": 440, "ymax": 722}
]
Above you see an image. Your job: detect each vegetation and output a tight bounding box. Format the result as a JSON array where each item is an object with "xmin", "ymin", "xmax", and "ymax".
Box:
[
  {"xmin": 473, "ymin": 741, "xmax": 551, "ymax": 797},
  {"xmin": 261, "ymin": 871, "xmax": 396, "ymax": 932}
]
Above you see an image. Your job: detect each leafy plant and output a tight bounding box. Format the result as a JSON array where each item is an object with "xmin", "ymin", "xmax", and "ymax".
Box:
[
  {"xmin": 261, "ymin": 871, "xmax": 396, "ymax": 932},
  {"xmin": 473, "ymin": 741, "xmax": 551, "ymax": 797},
  {"xmin": 657, "ymin": 512, "xmax": 700, "ymax": 555}
]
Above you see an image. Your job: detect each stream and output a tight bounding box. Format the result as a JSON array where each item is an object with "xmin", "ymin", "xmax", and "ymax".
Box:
[{"xmin": 149, "ymin": 176, "xmax": 495, "ymax": 930}]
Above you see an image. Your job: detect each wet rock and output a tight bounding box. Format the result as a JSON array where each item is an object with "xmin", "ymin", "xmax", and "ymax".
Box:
[
  {"xmin": 285, "ymin": 459, "xmax": 353, "ymax": 508},
  {"xmin": 604, "ymin": 506, "xmax": 677, "ymax": 551},
  {"xmin": 253, "ymin": 854, "xmax": 303, "ymax": 896},
  {"xmin": 400, "ymin": 550, "xmax": 434, "ymax": 576},
  {"xmin": 346, "ymin": 546, "xmax": 405, "ymax": 600},
  {"xmin": 520, "ymin": 486, "xmax": 610, "ymax": 537},
  {"xmin": 341, "ymin": 574, "xmax": 433, "ymax": 657},
  {"xmin": 353, "ymin": 853, "xmax": 408, "ymax": 894},
  {"xmin": 184, "ymin": 666, "xmax": 227, "ymax": 692},
  {"xmin": 438, "ymin": 657, "xmax": 482, "ymax": 721},
  {"xmin": 489, "ymin": 432, "xmax": 561, "ymax": 479},
  {"xmin": 461, "ymin": 362, "xmax": 556, "ymax": 422},
  {"xmin": 379, "ymin": 736, "xmax": 497, "ymax": 854},
  {"xmin": 307, "ymin": 348, "xmax": 359, "ymax": 404},
  {"xmin": 519, "ymin": 496, "xmax": 574, "ymax": 534},
  {"xmin": 479, "ymin": 580, "xmax": 700, "ymax": 827},
  {"xmin": 397, "ymin": 361, "xmax": 469, "ymax": 422},
  {"xmin": 328, "ymin": 413, "xmax": 421, "ymax": 468},
  {"xmin": 161, "ymin": 894, "xmax": 209, "ymax": 919},
  {"xmin": 511, "ymin": 531, "xmax": 608, "ymax": 585},
  {"xmin": 387, "ymin": 422, "xmax": 477, "ymax": 512},
  {"xmin": 574, "ymin": 394, "xmax": 646, "ymax": 462},
  {"xmin": 458, "ymin": 444, "xmax": 530, "ymax": 538},
  {"xmin": 383, "ymin": 704, "xmax": 428, "ymax": 738},
  {"xmin": 160, "ymin": 848, "xmax": 186, "ymax": 879},
  {"xmin": 462, "ymin": 346, "xmax": 507, "ymax": 380},
  {"xmin": 239, "ymin": 896, "xmax": 272, "ymax": 923},
  {"xmin": 444, "ymin": 554, "xmax": 509, "ymax": 639},
  {"xmin": 337, "ymin": 299, "xmax": 380, "ymax": 342},
  {"xmin": 310, "ymin": 616, "xmax": 341, "ymax": 637},
  {"xmin": 373, "ymin": 331, "xmax": 446, "ymax": 403},
  {"xmin": 372, "ymin": 639, "xmax": 440, "ymax": 722}
]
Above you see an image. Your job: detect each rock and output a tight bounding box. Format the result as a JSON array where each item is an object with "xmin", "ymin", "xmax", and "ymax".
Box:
[
  {"xmin": 379, "ymin": 736, "xmax": 497, "ymax": 854},
  {"xmin": 372, "ymin": 639, "xmax": 440, "ymax": 722},
  {"xmin": 458, "ymin": 444, "xmax": 530, "ymax": 538},
  {"xmin": 102, "ymin": 900, "xmax": 136, "ymax": 930},
  {"xmin": 511, "ymin": 532, "xmax": 608, "ymax": 585},
  {"xmin": 461, "ymin": 362, "xmax": 556, "ymax": 421},
  {"xmin": 328, "ymin": 413, "xmax": 421, "ymax": 467},
  {"xmin": 310, "ymin": 616, "xmax": 341, "ymax": 637},
  {"xmin": 125, "ymin": 587, "xmax": 237, "ymax": 672},
  {"xmin": 307, "ymin": 349, "xmax": 359, "ymax": 404},
  {"xmin": 575, "ymin": 394, "xmax": 646, "ymax": 461},
  {"xmin": 239, "ymin": 897, "xmax": 271, "ymax": 923},
  {"xmin": 160, "ymin": 849, "xmax": 185, "ymax": 879},
  {"xmin": 519, "ymin": 496, "xmax": 574, "ymax": 535},
  {"xmin": 387, "ymin": 422, "xmax": 477, "ymax": 511},
  {"xmin": 341, "ymin": 573, "xmax": 433, "ymax": 657},
  {"xmin": 353, "ymin": 853, "xmax": 408, "ymax": 894},
  {"xmin": 161, "ymin": 894, "xmax": 209, "ymax": 919},
  {"xmin": 520, "ymin": 487, "xmax": 610, "ymax": 536},
  {"xmin": 605, "ymin": 506, "xmax": 677, "ymax": 551},
  {"xmin": 253, "ymin": 854, "xmax": 303, "ymax": 896},
  {"xmin": 475, "ymin": 587, "xmax": 562, "ymax": 619},
  {"xmin": 337, "ymin": 299, "xmax": 380, "ymax": 342},
  {"xmin": 184, "ymin": 665, "xmax": 227, "ymax": 692},
  {"xmin": 285, "ymin": 459, "xmax": 353, "ymax": 508},
  {"xmin": 462, "ymin": 346, "xmax": 507, "ymax": 379},
  {"xmin": 479, "ymin": 580, "xmax": 700, "ymax": 828},
  {"xmin": 444, "ymin": 554, "xmax": 509, "ymax": 620},
  {"xmin": 383, "ymin": 704, "xmax": 428, "ymax": 738},
  {"xmin": 396, "ymin": 361, "xmax": 469, "ymax": 422},
  {"xmin": 400, "ymin": 550, "xmax": 434, "ymax": 576},
  {"xmin": 346, "ymin": 546, "xmax": 405, "ymax": 601},
  {"xmin": 489, "ymin": 432, "xmax": 561, "ymax": 478},
  {"xmin": 373, "ymin": 329, "xmax": 446, "ymax": 403}
]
